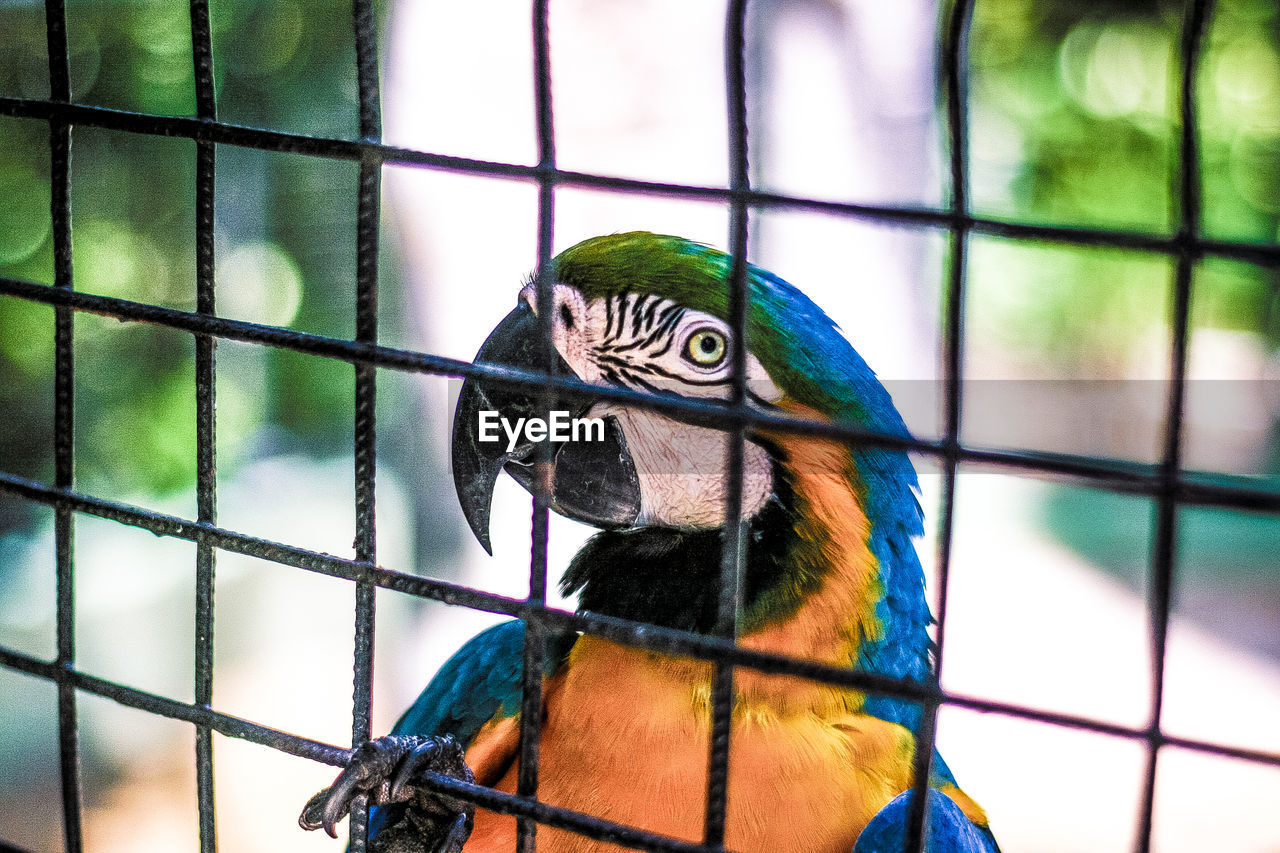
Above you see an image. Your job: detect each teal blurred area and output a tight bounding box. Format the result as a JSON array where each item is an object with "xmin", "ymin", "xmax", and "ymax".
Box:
[
  {"xmin": 0, "ymin": 3, "xmax": 446, "ymax": 852},
  {"xmin": 965, "ymin": 0, "xmax": 1280, "ymax": 659},
  {"xmin": 0, "ymin": 0, "xmax": 1278, "ymax": 852}
]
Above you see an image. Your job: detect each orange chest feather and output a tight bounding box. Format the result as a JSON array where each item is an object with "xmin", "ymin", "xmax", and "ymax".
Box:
[
  {"xmin": 464, "ymin": 638, "xmax": 916, "ymax": 853},
  {"xmin": 745, "ymin": 408, "xmax": 885, "ymax": 675},
  {"xmin": 464, "ymin": 408, "xmax": 910, "ymax": 852}
]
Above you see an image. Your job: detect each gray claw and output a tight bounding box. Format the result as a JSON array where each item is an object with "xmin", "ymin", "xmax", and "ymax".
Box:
[
  {"xmin": 299, "ymin": 789, "xmax": 340, "ymax": 837},
  {"xmin": 433, "ymin": 813, "xmax": 471, "ymax": 853},
  {"xmin": 299, "ymin": 735, "xmax": 476, "ymax": 853},
  {"xmin": 299, "ymin": 740, "xmax": 394, "ymax": 836},
  {"xmin": 391, "ymin": 736, "xmax": 466, "ymax": 803}
]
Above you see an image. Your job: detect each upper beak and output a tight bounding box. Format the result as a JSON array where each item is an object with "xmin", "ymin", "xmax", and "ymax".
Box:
[{"xmin": 451, "ymin": 301, "xmax": 641, "ymax": 553}]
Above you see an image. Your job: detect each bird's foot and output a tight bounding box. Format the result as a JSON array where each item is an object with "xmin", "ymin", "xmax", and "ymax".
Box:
[{"xmin": 300, "ymin": 734, "xmax": 476, "ymax": 853}]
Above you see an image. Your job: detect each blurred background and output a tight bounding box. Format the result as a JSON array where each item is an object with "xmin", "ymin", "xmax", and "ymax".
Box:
[{"xmin": 1, "ymin": 0, "xmax": 1279, "ymax": 851}]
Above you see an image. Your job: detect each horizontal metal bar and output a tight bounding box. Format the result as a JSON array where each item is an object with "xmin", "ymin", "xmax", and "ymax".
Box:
[
  {"xmin": 2, "ymin": 471, "xmax": 1279, "ymax": 772},
  {"xmin": 411, "ymin": 768, "xmax": 720, "ymax": 853},
  {"xmin": 3, "ymin": 274, "xmax": 1278, "ymax": 511},
  {"xmin": 0, "ymin": 469, "xmax": 523, "ymax": 616},
  {"xmin": 3, "ymin": 631, "xmax": 1279, "ymax": 849},
  {"xmin": 2, "ymin": 612, "xmax": 1280, "ymax": 819},
  {"xmin": 2, "ymin": 96, "xmax": 1279, "ymax": 266},
  {"xmin": 0, "ymin": 645, "xmax": 344, "ymax": 768}
]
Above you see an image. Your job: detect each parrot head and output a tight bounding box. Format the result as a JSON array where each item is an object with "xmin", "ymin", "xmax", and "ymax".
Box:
[
  {"xmin": 451, "ymin": 232, "xmax": 925, "ymax": 659},
  {"xmin": 452, "ymin": 232, "xmax": 792, "ymax": 549}
]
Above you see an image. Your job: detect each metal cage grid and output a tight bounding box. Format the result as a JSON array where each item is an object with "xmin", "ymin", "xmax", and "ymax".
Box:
[{"xmin": 1, "ymin": 1, "xmax": 1280, "ymax": 852}]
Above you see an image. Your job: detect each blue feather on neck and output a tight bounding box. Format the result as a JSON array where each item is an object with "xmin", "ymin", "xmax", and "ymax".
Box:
[{"xmin": 746, "ymin": 265, "xmax": 934, "ymax": 733}]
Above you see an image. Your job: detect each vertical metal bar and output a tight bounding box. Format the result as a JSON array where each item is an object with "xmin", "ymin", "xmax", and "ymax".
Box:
[
  {"xmin": 350, "ymin": 1, "xmax": 383, "ymax": 849},
  {"xmin": 902, "ymin": 1, "xmax": 973, "ymax": 850},
  {"xmin": 189, "ymin": 1, "xmax": 218, "ymax": 850},
  {"xmin": 44, "ymin": 1, "xmax": 83, "ymax": 850},
  {"xmin": 1134, "ymin": 2, "xmax": 1210, "ymax": 851},
  {"xmin": 704, "ymin": 0, "xmax": 751, "ymax": 848},
  {"xmin": 518, "ymin": 1, "xmax": 556, "ymax": 850},
  {"xmin": 743, "ymin": 1, "xmax": 767, "ymax": 252}
]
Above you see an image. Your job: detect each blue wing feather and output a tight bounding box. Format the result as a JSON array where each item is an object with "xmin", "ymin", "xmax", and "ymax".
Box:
[
  {"xmin": 369, "ymin": 619, "xmax": 576, "ymax": 840},
  {"xmin": 394, "ymin": 620, "xmax": 521, "ymax": 742},
  {"xmin": 853, "ymin": 789, "xmax": 999, "ymax": 853},
  {"xmin": 392, "ymin": 619, "xmax": 577, "ymax": 743}
]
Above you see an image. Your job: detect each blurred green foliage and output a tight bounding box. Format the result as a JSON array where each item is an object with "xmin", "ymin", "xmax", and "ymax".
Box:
[
  {"xmin": 970, "ymin": 0, "xmax": 1280, "ymax": 374},
  {"xmin": 0, "ymin": 0, "xmax": 378, "ymax": 535}
]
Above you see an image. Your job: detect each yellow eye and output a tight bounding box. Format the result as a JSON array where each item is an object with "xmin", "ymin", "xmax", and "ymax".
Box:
[{"xmin": 684, "ymin": 329, "xmax": 727, "ymax": 367}]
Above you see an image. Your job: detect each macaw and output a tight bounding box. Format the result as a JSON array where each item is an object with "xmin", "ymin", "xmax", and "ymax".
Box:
[{"xmin": 300, "ymin": 232, "xmax": 999, "ymax": 853}]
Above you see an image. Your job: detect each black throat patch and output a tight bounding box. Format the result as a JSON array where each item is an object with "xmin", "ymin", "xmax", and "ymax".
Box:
[{"xmin": 559, "ymin": 458, "xmax": 817, "ymax": 634}]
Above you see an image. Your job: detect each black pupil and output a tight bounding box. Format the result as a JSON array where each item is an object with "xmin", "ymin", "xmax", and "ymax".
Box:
[
  {"xmin": 560, "ymin": 303, "xmax": 574, "ymax": 329},
  {"xmin": 699, "ymin": 335, "xmax": 717, "ymax": 354}
]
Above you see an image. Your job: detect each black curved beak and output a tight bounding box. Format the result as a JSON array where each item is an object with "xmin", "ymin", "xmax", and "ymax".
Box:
[{"xmin": 451, "ymin": 302, "xmax": 642, "ymax": 553}]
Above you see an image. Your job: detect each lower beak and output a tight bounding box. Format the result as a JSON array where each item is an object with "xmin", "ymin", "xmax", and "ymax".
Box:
[{"xmin": 451, "ymin": 302, "xmax": 641, "ymax": 553}]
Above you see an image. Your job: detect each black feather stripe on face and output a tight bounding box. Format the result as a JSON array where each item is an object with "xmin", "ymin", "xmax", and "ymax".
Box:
[
  {"xmin": 589, "ymin": 293, "xmax": 734, "ymax": 397},
  {"xmin": 610, "ymin": 307, "xmax": 686, "ymax": 355},
  {"xmin": 603, "ymin": 293, "xmax": 617, "ymax": 341}
]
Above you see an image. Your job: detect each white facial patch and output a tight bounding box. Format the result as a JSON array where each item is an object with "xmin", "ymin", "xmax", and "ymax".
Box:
[
  {"xmin": 589, "ymin": 404, "xmax": 774, "ymax": 528},
  {"xmin": 519, "ymin": 281, "xmax": 600, "ymax": 380}
]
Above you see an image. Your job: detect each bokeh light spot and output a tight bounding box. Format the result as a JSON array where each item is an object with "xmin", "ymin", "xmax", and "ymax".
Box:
[
  {"xmin": 73, "ymin": 220, "xmax": 173, "ymax": 304},
  {"xmin": 1213, "ymin": 36, "xmax": 1280, "ymax": 133},
  {"xmin": 0, "ymin": 167, "xmax": 50, "ymax": 266},
  {"xmin": 128, "ymin": 0, "xmax": 194, "ymax": 58},
  {"xmin": 1229, "ymin": 133, "xmax": 1280, "ymax": 215},
  {"xmin": 216, "ymin": 241, "xmax": 304, "ymax": 328},
  {"xmin": 1060, "ymin": 23, "xmax": 1169, "ymax": 119},
  {"xmin": 224, "ymin": 0, "xmax": 305, "ymax": 78},
  {"xmin": 67, "ymin": 22, "xmax": 102, "ymax": 100}
]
